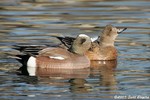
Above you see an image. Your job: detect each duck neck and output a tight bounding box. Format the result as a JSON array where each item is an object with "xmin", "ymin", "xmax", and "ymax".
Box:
[
  {"xmin": 99, "ymin": 36, "xmax": 115, "ymax": 47},
  {"xmin": 69, "ymin": 47, "xmax": 84, "ymax": 55}
]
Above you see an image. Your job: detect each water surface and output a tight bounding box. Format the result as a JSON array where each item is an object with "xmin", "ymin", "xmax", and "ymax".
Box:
[{"xmin": 0, "ymin": 0, "xmax": 150, "ymax": 100}]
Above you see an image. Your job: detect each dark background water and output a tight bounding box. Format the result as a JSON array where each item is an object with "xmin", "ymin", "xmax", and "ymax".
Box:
[{"xmin": 0, "ymin": 0, "xmax": 150, "ymax": 100}]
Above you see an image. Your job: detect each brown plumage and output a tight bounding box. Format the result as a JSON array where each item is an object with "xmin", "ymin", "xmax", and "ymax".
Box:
[
  {"xmin": 86, "ymin": 25, "xmax": 127, "ymax": 60},
  {"xmin": 36, "ymin": 48, "xmax": 90, "ymax": 69},
  {"xmin": 13, "ymin": 34, "xmax": 92, "ymax": 76},
  {"xmin": 54, "ymin": 24, "xmax": 127, "ymax": 60}
]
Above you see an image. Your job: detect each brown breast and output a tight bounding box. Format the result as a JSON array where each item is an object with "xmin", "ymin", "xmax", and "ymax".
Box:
[{"xmin": 86, "ymin": 46, "xmax": 117, "ymax": 60}]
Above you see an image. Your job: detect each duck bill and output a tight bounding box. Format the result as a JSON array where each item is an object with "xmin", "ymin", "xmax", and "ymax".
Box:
[{"xmin": 117, "ymin": 28, "xmax": 127, "ymax": 34}]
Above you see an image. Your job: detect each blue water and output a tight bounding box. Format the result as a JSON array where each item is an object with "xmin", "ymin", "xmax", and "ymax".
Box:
[{"xmin": 0, "ymin": 0, "xmax": 150, "ymax": 100}]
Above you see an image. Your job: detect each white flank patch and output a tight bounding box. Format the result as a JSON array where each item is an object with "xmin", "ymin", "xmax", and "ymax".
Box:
[
  {"xmin": 27, "ymin": 56, "xmax": 37, "ymax": 76},
  {"xmin": 49, "ymin": 56, "xmax": 65, "ymax": 60}
]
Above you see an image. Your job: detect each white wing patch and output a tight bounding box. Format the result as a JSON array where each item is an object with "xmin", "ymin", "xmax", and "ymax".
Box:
[
  {"xmin": 49, "ymin": 56, "xmax": 65, "ymax": 60},
  {"xmin": 91, "ymin": 37, "xmax": 98, "ymax": 42}
]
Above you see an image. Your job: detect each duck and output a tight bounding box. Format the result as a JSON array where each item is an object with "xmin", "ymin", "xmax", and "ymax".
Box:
[
  {"xmin": 13, "ymin": 34, "xmax": 92, "ymax": 76},
  {"xmin": 86, "ymin": 24, "xmax": 127, "ymax": 60},
  {"xmin": 54, "ymin": 24, "xmax": 127, "ymax": 60}
]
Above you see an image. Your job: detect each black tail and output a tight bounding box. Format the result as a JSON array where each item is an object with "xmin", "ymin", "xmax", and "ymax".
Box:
[
  {"xmin": 15, "ymin": 54, "xmax": 31, "ymax": 75},
  {"xmin": 10, "ymin": 45, "xmax": 41, "ymax": 75},
  {"xmin": 15, "ymin": 54, "xmax": 31, "ymax": 66}
]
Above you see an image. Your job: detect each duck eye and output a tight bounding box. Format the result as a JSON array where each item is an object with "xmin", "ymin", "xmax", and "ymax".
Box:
[
  {"xmin": 80, "ymin": 38, "xmax": 86, "ymax": 44},
  {"xmin": 109, "ymin": 29, "xmax": 112, "ymax": 32}
]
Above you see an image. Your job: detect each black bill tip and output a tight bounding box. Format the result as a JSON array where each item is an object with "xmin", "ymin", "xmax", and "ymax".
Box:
[{"xmin": 117, "ymin": 28, "xmax": 127, "ymax": 34}]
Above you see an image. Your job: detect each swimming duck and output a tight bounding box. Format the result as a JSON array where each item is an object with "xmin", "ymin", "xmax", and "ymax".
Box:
[{"xmin": 14, "ymin": 34, "xmax": 92, "ymax": 76}]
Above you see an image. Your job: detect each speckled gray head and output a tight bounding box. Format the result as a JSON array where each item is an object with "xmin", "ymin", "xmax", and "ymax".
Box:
[{"xmin": 70, "ymin": 34, "xmax": 92, "ymax": 55}]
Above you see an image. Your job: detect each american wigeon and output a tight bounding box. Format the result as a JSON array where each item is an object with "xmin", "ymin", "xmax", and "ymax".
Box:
[
  {"xmin": 54, "ymin": 24, "xmax": 127, "ymax": 60},
  {"xmin": 86, "ymin": 24, "xmax": 127, "ymax": 60},
  {"xmin": 14, "ymin": 34, "xmax": 92, "ymax": 76}
]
